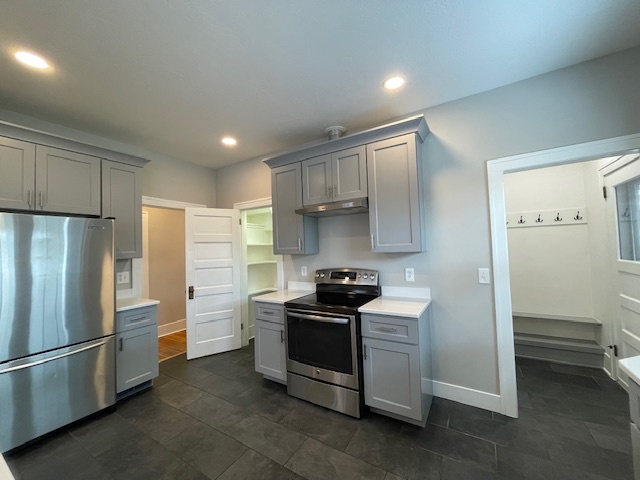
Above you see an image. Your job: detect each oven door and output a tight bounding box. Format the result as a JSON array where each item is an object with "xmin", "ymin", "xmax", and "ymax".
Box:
[{"xmin": 285, "ymin": 308, "xmax": 359, "ymax": 390}]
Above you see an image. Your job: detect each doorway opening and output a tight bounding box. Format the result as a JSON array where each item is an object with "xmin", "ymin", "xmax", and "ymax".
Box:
[{"xmin": 487, "ymin": 133, "xmax": 640, "ymax": 417}]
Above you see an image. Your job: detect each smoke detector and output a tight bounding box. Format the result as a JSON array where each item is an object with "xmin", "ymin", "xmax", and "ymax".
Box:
[{"xmin": 325, "ymin": 126, "xmax": 346, "ymax": 140}]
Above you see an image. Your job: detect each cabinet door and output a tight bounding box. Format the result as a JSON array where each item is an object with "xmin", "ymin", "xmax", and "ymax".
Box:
[
  {"xmin": 254, "ymin": 319, "xmax": 286, "ymax": 381},
  {"xmin": 367, "ymin": 134, "xmax": 423, "ymax": 253},
  {"xmin": 35, "ymin": 146, "xmax": 101, "ymax": 216},
  {"xmin": 0, "ymin": 137, "xmax": 36, "ymax": 211},
  {"xmin": 302, "ymin": 154, "xmax": 332, "ymax": 206},
  {"xmin": 102, "ymin": 160, "xmax": 142, "ymax": 258},
  {"xmin": 332, "ymin": 146, "xmax": 367, "ymax": 202},
  {"xmin": 271, "ymin": 163, "xmax": 318, "ymax": 254},
  {"xmin": 362, "ymin": 337, "xmax": 422, "ymax": 421},
  {"xmin": 116, "ymin": 325, "xmax": 159, "ymax": 393}
]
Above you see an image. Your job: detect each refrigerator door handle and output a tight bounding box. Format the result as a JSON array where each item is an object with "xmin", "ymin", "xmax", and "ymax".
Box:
[{"xmin": 0, "ymin": 339, "xmax": 107, "ymax": 375}]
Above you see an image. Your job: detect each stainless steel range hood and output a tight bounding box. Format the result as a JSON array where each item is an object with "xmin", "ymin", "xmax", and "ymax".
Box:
[{"xmin": 295, "ymin": 198, "xmax": 369, "ymax": 217}]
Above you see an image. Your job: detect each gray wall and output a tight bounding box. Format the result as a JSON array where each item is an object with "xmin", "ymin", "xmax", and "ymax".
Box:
[{"xmin": 215, "ymin": 47, "xmax": 640, "ymax": 397}]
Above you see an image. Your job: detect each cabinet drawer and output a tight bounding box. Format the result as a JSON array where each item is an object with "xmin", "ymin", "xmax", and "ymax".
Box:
[
  {"xmin": 361, "ymin": 314, "xmax": 418, "ymax": 345},
  {"xmin": 117, "ymin": 306, "xmax": 157, "ymax": 333},
  {"xmin": 255, "ymin": 303, "xmax": 284, "ymax": 324},
  {"xmin": 629, "ymin": 377, "xmax": 640, "ymax": 426}
]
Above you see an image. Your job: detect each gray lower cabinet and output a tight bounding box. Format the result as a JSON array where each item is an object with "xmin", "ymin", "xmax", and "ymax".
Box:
[
  {"xmin": 301, "ymin": 145, "xmax": 367, "ymax": 206},
  {"xmin": 367, "ymin": 133, "xmax": 425, "ymax": 252},
  {"xmin": 116, "ymin": 305, "xmax": 159, "ymax": 396},
  {"xmin": 254, "ymin": 302, "xmax": 286, "ymax": 383},
  {"xmin": 361, "ymin": 312, "xmax": 432, "ymax": 426},
  {"xmin": 628, "ymin": 378, "xmax": 640, "ymax": 479},
  {"xmin": 102, "ymin": 160, "xmax": 142, "ymax": 259},
  {"xmin": 271, "ymin": 163, "xmax": 318, "ymax": 255},
  {"xmin": 0, "ymin": 138, "xmax": 101, "ymax": 216}
]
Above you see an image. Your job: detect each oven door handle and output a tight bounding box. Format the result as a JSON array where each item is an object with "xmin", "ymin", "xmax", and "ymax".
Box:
[{"xmin": 287, "ymin": 311, "xmax": 349, "ymax": 324}]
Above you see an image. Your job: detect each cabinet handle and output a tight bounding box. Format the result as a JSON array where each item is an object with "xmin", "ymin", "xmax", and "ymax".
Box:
[
  {"xmin": 298, "ymin": 238, "xmax": 302, "ymax": 252},
  {"xmin": 334, "ymin": 185, "xmax": 337, "ymax": 198},
  {"xmin": 370, "ymin": 234, "xmax": 375, "ymax": 251},
  {"xmin": 377, "ymin": 326, "xmax": 398, "ymax": 333},
  {"xmin": 27, "ymin": 190, "xmax": 32, "ymax": 208},
  {"xmin": 327, "ymin": 186, "xmax": 332, "ymax": 199},
  {"xmin": 280, "ymin": 329, "xmax": 284, "ymax": 343},
  {"xmin": 363, "ymin": 344, "xmax": 368, "ymax": 360},
  {"xmin": 38, "ymin": 191, "xmax": 43, "ymax": 208},
  {"xmin": 119, "ymin": 338, "xmax": 123, "ymax": 351}
]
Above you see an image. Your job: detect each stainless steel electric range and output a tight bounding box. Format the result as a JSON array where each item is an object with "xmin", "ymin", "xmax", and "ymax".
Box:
[{"xmin": 284, "ymin": 268, "xmax": 380, "ymax": 418}]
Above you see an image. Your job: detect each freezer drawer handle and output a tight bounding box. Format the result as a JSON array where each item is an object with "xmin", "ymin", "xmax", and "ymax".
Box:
[
  {"xmin": 287, "ymin": 311, "xmax": 349, "ymax": 324},
  {"xmin": 0, "ymin": 340, "xmax": 107, "ymax": 374},
  {"xmin": 119, "ymin": 338, "xmax": 123, "ymax": 351}
]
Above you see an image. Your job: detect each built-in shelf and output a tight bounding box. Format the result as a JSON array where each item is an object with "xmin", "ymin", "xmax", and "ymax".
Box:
[
  {"xmin": 248, "ymin": 260, "xmax": 277, "ymax": 266},
  {"xmin": 247, "ymin": 243, "xmax": 273, "ymax": 247}
]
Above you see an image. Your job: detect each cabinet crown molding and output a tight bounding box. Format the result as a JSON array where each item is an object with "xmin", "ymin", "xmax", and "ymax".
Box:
[{"xmin": 263, "ymin": 115, "xmax": 429, "ymax": 169}]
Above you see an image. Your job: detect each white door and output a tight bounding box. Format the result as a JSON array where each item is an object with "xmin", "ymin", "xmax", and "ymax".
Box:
[
  {"xmin": 603, "ymin": 154, "xmax": 640, "ymax": 385},
  {"xmin": 185, "ymin": 208, "xmax": 242, "ymax": 360}
]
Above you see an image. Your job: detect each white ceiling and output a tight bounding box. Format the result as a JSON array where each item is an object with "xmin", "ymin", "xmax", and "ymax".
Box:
[{"xmin": 1, "ymin": 1, "xmax": 639, "ymax": 169}]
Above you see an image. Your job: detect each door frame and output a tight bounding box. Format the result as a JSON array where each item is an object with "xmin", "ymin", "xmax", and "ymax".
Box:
[
  {"xmin": 487, "ymin": 133, "xmax": 640, "ymax": 418},
  {"xmin": 233, "ymin": 197, "xmax": 285, "ymax": 347},
  {"xmin": 139, "ymin": 196, "xmax": 206, "ymax": 336}
]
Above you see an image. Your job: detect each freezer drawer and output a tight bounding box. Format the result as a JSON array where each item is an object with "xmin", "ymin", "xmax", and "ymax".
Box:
[{"xmin": 0, "ymin": 336, "xmax": 115, "ymax": 453}]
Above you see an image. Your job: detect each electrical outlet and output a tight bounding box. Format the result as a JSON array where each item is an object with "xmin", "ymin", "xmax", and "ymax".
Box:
[
  {"xmin": 301, "ymin": 266, "xmax": 308, "ymax": 276},
  {"xmin": 478, "ymin": 268, "xmax": 490, "ymax": 284},
  {"xmin": 405, "ymin": 267, "xmax": 414, "ymax": 282},
  {"xmin": 116, "ymin": 271, "xmax": 130, "ymax": 285}
]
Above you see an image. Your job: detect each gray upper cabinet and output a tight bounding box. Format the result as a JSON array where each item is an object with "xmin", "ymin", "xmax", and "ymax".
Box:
[
  {"xmin": 102, "ymin": 160, "xmax": 142, "ymax": 259},
  {"xmin": 0, "ymin": 136, "xmax": 36, "ymax": 211},
  {"xmin": 35, "ymin": 146, "xmax": 102, "ymax": 216},
  {"xmin": 271, "ymin": 163, "xmax": 318, "ymax": 255},
  {"xmin": 0, "ymin": 139, "xmax": 101, "ymax": 216},
  {"xmin": 367, "ymin": 133, "xmax": 425, "ymax": 253},
  {"xmin": 301, "ymin": 146, "xmax": 367, "ymax": 206}
]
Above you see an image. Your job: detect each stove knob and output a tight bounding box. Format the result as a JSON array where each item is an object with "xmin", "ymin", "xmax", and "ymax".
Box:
[
  {"xmin": 320, "ymin": 273, "xmax": 325, "ymax": 278},
  {"xmin": 358, "ymin": 274, "xmax": 362, "ymax": 278},
  {"xmin": 315, "ymin": 273, "xmax": 320, "ymax": 278},
  {"xmin": 370, "ymin": 274, "xmax": 376, "ymax": 280},
  {"xmin": 363, "ymin": 274, "xmax": 368, "ymax": 279}
]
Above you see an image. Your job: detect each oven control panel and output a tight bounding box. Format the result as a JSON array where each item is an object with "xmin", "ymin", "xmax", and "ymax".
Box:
[{"xmin": 314, "ymin": 268, "xmax": 379, "ymax": 285}]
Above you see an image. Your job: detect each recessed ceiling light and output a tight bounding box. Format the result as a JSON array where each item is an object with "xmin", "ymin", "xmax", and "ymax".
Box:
[
  {"xmin": 221, "ymin": 136, "xmax": 237, "ymax": 146},
  {"xmin": 383, "ymin": 76, "xmax": 405, "ymax": 90},
  {"xmin": 15, "ymin": 51, "xmax": 49, "ymax": 70}
]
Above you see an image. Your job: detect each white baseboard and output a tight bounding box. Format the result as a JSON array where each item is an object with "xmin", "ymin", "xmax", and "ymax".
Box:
[
  {"xmin": 422, "ymin": 378, "xmax": 502, "ymax": 413},
  {"xmin": 158, "ymin": 319, "xmax": 186, "ymax": 337}
]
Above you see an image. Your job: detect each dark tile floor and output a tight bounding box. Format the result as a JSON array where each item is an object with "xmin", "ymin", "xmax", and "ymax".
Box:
[{"xmin": 5, "ymin": 348, "xmax": 635, "ymax": 480}]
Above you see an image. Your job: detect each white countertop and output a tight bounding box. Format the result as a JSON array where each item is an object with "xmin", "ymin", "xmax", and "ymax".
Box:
[
  {"xmin": 359, "ymin": 297, "xmax": 432, "ymax": 318},
  {"xmin": 620, "ymin": 355, "xmax": 640, "ymax": 386},
  {"xmin": 252, "ymin": 290, "xmax": 311, "ymax": 304},
  {"xmin": 116, "ymin": 297, "xmax": 160, "ymax": 312},
  {"xmin": 0, "ymin": 454, "xmax": 14, "ymax": 480}
]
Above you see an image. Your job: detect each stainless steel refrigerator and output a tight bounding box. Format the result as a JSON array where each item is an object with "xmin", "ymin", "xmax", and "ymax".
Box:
[{"xmin": 0, "ymin": 213, "xmax": 115, "ymax": 452}]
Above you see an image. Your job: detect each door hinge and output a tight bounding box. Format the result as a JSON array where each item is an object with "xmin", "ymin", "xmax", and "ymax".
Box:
[
  {"xmin": 188, "ymin": 286, "xmax": 194, "ymax": 300},
  {"xmin": 602, "ymin": 186, "xmax": 607, "ymax": 199},
  {"xmin": 241, "ymin": 323, "xmax": 244, "ymax": 330},
  {"xmin": 608, "ymin": 344, "xmax": 618, "ymax": 357},
  {"xmin": 239, "ymin": 218, "xmax": 242, "ymax": 225}
]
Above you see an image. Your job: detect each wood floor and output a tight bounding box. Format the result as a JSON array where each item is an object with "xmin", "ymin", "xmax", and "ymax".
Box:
[{"xmin": 158, "ymin": 330, "xmax": 186, "ymax": 362}]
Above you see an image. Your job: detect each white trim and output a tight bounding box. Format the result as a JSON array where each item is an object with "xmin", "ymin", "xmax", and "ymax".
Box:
[
  {"xmin": 158, "ymin": 319, "xmax": 186, "ymax": 337},
  {"xmin": 421, "ymin": 378, "xmax": 434, "ymax": 396},
  {"xmin": 487, "ymin": 132, "xmax": 640, "ymax": 418},
  {"xmin": 427, "ymin": 379, "xmax": 502, "ymax": 413},
  {"xmin": 381, "ymin": 286, "xmax": 431, "ymax": 299},
  {"xmin": 142, "ymin": 196, "xmax": 206, "ymax": 209},
  {"xmin": 622, "ymin": 328, "xmax": 640, "ymax": 352},
  {"xmin": 233, "ymin": 197, "xmax": 272, "ymax": 210}
]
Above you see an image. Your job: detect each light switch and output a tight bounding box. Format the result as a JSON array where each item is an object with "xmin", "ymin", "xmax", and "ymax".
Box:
[
  {"xmin": 301, "ymin": 266, "xmax": 308, "ymax": 276},
  {"xmin": 478, "ymin": 268, "xmax": 490, "ymax": 285}
]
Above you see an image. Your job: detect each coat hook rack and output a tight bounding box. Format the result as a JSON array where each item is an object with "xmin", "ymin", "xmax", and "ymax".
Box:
[
  {"xmin": 574, "ymin": 210, "xmax": 582, "ymax": 221},
  {"xmin": 535, "ymin": 214, "xmax": 543, "ymax": 223},
  {"xmin": 517, "ymin": 216, "xmax": 525, "ymax": 224},
  {"xmin": 554, "ymin": 213, "xmax": 562, "ymax": 222}
]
